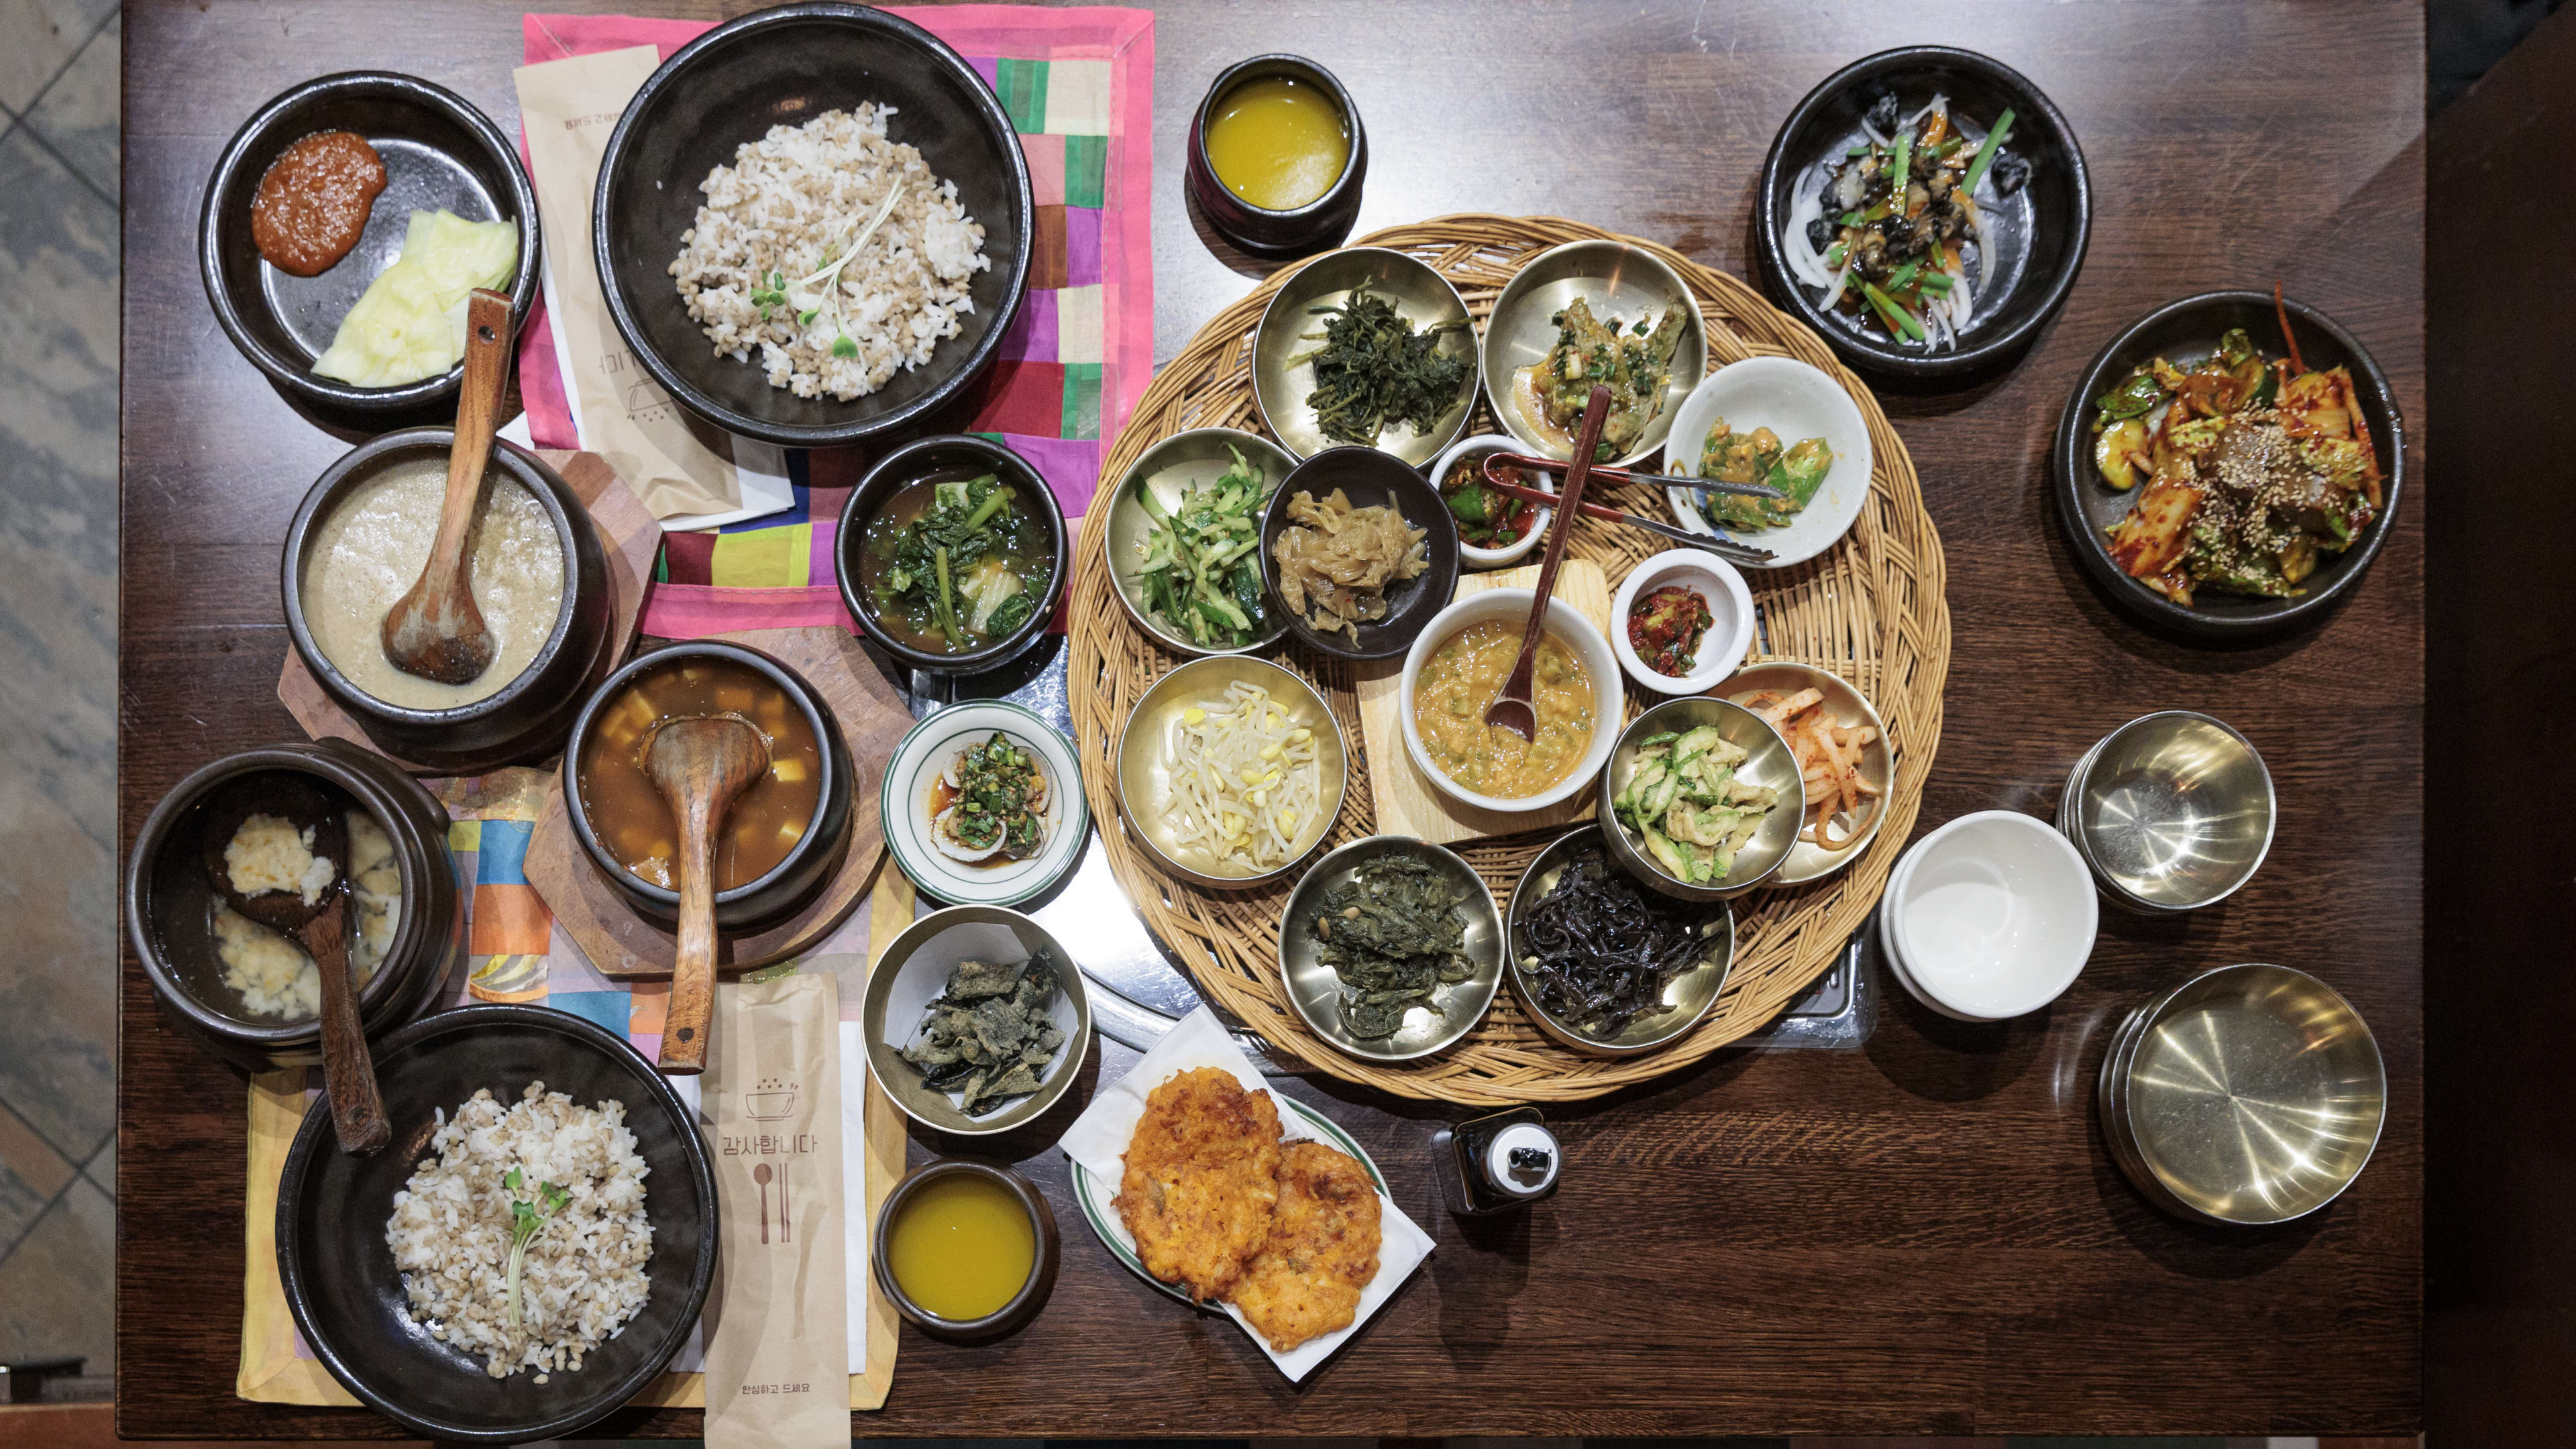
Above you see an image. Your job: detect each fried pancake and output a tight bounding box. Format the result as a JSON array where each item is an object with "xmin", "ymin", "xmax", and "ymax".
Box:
[
  {"xmin": 1114, "ymin": 1067, "xmax": 1283, "ymax": 1302},
  {"xmin": 1228, "ymin": 1140, "xmax": 1381, "ymax": 1352}
]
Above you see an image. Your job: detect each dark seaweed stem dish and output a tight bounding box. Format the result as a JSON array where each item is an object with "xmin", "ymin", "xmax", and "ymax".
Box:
[
  {"xmin": 1780, "ymin": 89, "xmax": 2030, "ymax": 352},
  {"xmin": 1517, "ymin": 846, "xmax": 1726, "ymax": 1036}
]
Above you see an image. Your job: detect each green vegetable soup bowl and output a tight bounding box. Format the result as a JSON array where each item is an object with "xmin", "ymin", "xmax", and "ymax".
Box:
[
  {"xmin": 835, "ymin": 435, "xmax": 1069, "ymax": 675},
  {"xmin": 1102, "ymin": 428, "xmax": 1298, "ymax": 656},
  {"xmin": 1597, "ymin": 696, "xmax": 1803, "ymax": 902}
]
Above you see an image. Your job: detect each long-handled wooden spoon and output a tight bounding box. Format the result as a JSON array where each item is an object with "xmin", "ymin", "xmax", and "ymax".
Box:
[
  {"xmin": 1485, "ymin": 384, "xmax": 1613, "ymax": 742},
  {"xmin": 644, "ymin": 714, "xmax": 773, "ymax": 1075},
  {"xmin": 379, "ymin": 287, "xmax": 515, "ymax": 685},
  {"xmin": 201, "ymin": 777, "xmax": 388, "ymax": 1152}
]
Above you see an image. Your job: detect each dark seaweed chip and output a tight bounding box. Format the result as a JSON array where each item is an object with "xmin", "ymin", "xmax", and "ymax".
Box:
[
  {"xmin": 1517, "ymin": 846, "xmax": 1723, "ymax": 1037},
  {"xmin": 902, "ymin": 955, "xmax": 1065, "ymax": 1113},
  {"xmin": 1310, "ymin": 855, "xmax": 1474, "ymax": 1041}
]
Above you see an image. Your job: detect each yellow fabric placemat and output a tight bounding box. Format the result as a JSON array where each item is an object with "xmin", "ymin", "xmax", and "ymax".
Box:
[{"xmin": 237, "ymin": 857, "xmax": 915, "ymax": 1412}]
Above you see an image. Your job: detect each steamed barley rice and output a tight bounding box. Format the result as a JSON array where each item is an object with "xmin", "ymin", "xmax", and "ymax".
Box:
[
  {"xmin": 385, "ymin": 1082, "xmax": 653, "ymax": 1380},
  {"xmin": 669, "ymin": 105, "xmax": 989, "ymax": 401}
]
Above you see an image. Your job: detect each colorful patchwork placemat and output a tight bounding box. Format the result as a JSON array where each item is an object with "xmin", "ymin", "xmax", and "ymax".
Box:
[{"xmin": 515, "ymin": 7, "xmax": 1157, "ymax": 641}]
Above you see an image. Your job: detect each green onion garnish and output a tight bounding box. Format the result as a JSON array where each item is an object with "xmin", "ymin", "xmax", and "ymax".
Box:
[
  {"xmin": 1960, "ymin": 107, "xmax": 2018, "ymax": 195},
  {"xmin": 1862, "ymin": 282, "xmax": 1926, "ymax": 341}
]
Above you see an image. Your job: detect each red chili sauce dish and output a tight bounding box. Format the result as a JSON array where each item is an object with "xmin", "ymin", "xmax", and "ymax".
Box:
[
  {"xmin": 1439, "ymin": 453, "xmax": 1540, "ymax": 551},
  {"xmin": 252, "ymin": 130, "xmax": 388, "ymax": 277},
  {"xmin": 1627, "ymin": 584, "xmax": 1715, "ymax": 677}
]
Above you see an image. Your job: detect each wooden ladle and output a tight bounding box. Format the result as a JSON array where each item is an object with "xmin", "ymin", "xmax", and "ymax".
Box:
[
  {"xmin": 379, "ymin": 286, "xmax": 514, "ymax": 686},
  {"xmin": 1485, "ymin": 383, "xmax": 1613, "ymax": 741},
  {"xmin": 200, "ymin": 777, "xmax": 389, "ymax": 1153},
  {"xmin": 644, "ymin": 715, "xmax": 773, "ymax": 1075}
]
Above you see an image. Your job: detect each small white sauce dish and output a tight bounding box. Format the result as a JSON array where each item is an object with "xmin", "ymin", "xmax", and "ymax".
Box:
[
  {"xmin": 1608, "ymin": 549, "xmax": 1755, "ymax": 696},
  {"xmin": 1426, "ymin": 433, "xmax": 1555, "ymax": 570},
  {"xmin": 1660, "ymin": 356, "xmax": 1873, "ymax": 570},
  {"xmin": 1880, "ymin": 810, "xmax": 2096, "ymax": 1021},
  {"xmin": 1399, "ymin": 588, "xmax": 1624, "ymax": 816}
]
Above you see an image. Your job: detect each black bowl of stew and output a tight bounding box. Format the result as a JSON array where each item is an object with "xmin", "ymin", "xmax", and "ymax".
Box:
[
  {"xmin": 835, "ymin": 435, "xmax": 1067, "ymax": 674},
  {"xmin": 563, "ymin": 641, "xmax": 854, "ymax": 930}
]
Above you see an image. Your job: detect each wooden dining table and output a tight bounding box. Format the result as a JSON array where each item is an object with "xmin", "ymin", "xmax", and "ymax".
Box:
[{"xmin": 114, "ymin": 0, "xmax": 2424, "ymax": 1438}]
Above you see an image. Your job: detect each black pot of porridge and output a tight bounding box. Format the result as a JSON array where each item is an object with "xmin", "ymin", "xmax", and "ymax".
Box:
[
  {"xmin": 125, "ymin": 740, "xmax": 464, "ymax": 1074},
  {"xmin": 282, "ymin": 427, "xmax": 614, "ymax": 771}
]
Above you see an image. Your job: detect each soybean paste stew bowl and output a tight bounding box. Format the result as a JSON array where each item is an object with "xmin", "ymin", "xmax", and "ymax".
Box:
[
  {"xmin": 125, "ymin": 741, "xmax": 464, "ymax": 1074},
  {"xmin": 564, "ymin": 641, "xmax": 855, "ymax": 930},
  {"xmin": 1258, "ymin": 445, "xmax": 1462, "ymax": 662},
  {"xmin": 2051, "ymin": 291, "xmax": 2404, "ymax": 637},
  {"xmin": 276, "ymin": 1004, "xmax": 717, "ymax": 1442},
  {"xmin": 200, "ymin": 71, "xmax": 543, "ymax": 414},
  {"xmin": 592, "ymin": 2, "xmax": 1034, "ymax": 447},
  {"xmin": 283, "ymin": 428, "xmax": 613, "ymax": 770},
  {"xmin": 836, "ymin": 435, "xmax": 1069, "ymax": 674},
  {"xmin": 1756, "ymin": 46, "xmax": 2090, "ymax": 380}
]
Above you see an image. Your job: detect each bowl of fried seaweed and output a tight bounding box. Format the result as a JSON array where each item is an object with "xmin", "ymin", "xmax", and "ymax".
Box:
[
  {"xmin": 1506, "ymin": 825, "xmax": 1735, "ymax": 1056},
  {"xmin": 1275, "ymin": 835, "xmax": 1504, "ymax": 1063},
  {"xmin": 862, "ymin": 905, "xmax": 1092, "ymax": 1136}
]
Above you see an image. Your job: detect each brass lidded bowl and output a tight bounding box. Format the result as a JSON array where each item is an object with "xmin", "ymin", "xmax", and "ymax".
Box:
[
  {"xmin": 1116, "ymin": 655, "xmax": 1347, "ymax": 891},
  {"xmin": 1481, "ymin": 237, "xmax": 1708, "ymax": 470},
  {"xmin": 2098, "ymin": 963, "xmax": 2387, "ymax": 1226},
  {"xmin": 1723, "ymin": 661, "xmax": 1893, "ymax": 885},
  {"xmin": 1506, "ymin": 825, "xmax": 1733, "ymax": 1056},
  {"xmin": 2063, "ymin": 710, "xmax": 2275, "ymax": 913},
  {"xmin": 861, "ymin": 905, "xmax": 1092, "ymax": 1137},
  {"xmin": 1275, "ymin": 835, "xmax": 1504, "ymax": 1063},
  {"xmin": 1252, "ymin": 246, "xmax": 1479, "ymax": 466},
  {"xmin": 1597, "ymin": 696, "xmax": 1802, "ymax": 902},
  {"xmin": 1099, "ymin": 427, "xmax": 1298, "ymax": 657}
]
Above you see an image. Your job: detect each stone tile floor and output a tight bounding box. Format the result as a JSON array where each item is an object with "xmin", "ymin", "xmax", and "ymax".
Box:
[{"xmin": 0, "ymin": 0, "xmax": 120, "ymax": 1387}]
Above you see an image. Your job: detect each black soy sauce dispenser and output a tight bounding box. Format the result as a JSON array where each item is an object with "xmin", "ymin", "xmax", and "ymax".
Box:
[{"xmin": 1432, "ymin": 1106, "xmax": 1561, "ymax": 1216}]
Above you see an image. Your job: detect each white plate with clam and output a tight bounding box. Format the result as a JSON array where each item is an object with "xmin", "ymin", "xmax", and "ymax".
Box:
[{"xmin": 879, "ymin": 701, "xmax": 1088, "ymax": 908}]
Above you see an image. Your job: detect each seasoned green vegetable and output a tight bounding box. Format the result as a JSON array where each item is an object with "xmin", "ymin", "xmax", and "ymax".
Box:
[
  {"xmin": 1611, "ymin": 726, "xmax": 1780, "ymax": 884},
  {"xmin": 1692, "ymin": 417, "xmax": 1833, "ymax": 531},
  {"xmin": 1131, "ymin": 447, "xmax": 1269, "ymax": 649},
  {"xmin": 1520, "ymin": 297, "xmax": 1686, "ymax": 462},
  {"xmin": 861, "ymin": 473, "xmax": 1053, "ymax": 655},
  {"xmin": 1292, "ymin": 284, "xmax": 1473, "ymax": 446},
  {"xmin": 1309, "ymin": 854, "xmax": 1473, "ymax": 1042}
]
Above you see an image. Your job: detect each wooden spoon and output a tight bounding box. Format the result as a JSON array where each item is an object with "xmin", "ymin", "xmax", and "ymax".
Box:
[
  {"xmin": 200, "ymin": 776, "xmax": 389, "ymax": 1153},
  {"xmin": 643, "ymin": 715, "xmax": 773, "ymax": 1075},
  {"xmin": 379, "ymin": 287, "xmax": 514, "ymax": 686},
  {"xmin": 1485, "ymin": 384, "xmax": 1613, "ymax": 741}
]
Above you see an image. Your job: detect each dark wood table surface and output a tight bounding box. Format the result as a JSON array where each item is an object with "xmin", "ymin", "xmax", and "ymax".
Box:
[{"xmin": 115, "ymin": 0, "xmax": 2425, "ymax": 1437}]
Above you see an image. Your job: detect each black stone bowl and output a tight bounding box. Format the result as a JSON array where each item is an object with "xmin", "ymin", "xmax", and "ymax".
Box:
[
  {"xmin": 593, "ymin": 2, "xmax": 1034, "ymax": 447},
  {"xmin": 564, "ymin": 640, "xmax": 857, "ymax": 931},
  {"xmin": 835, "ymin": 434, "xmax": 1069, "ymax": 675},
  {"xmin": 871, "ymin": 1157, "xmax": 1060, "ymax": 1340},
  {"xmin": 2051, "ymin": 290, "xmax": 2406, "ymax": 639},
  {"xmin": 1258, "ymin": 445, "xmax": 1462, "ymax": 662},
  {"xmin": 282, "ymin": 429, "xmax": 615, "ymax": 771},
  {"xmin": 1185, "ymin": 54, "xmax": 1368, "ymax": 258},
  {"xmin": 125, "ymin": 741, "xmax": 464, "ymax": 1075},
  {"xmin": 199, "ymin": 71, "xmax": 543, "ymax": 415},
  {"xmin": 277, "ymin": 1004, "xmax": 717, "ymax": 1444},
  {"xmin": 1756, "ymin": 46, "xmax": 2089, "ymax": 382}
]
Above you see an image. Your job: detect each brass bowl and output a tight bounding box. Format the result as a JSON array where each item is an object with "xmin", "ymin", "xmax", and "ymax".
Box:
[
  {"xmin": 2064, "ymin": 710, "xmax": 2275, "ymax": 912},
  {"xmin": 1505, "ymin": 825, "xmax": 1733, "ymax": 1056},
  {"xmin": 1098, "ymin": 428, "xmax": 1297, "ymax": 657},
  {"xmin": 1723, "ymin": 661, "xmax": 1892, "ymax": 885},
  {"xmin": 1250, "ymin": 246, "xmax": 1478, "ymax": 465},
  {"xmin": 1597, "ymin": 696, "xmax": 1802, "ymax": 901},
  {"xmin": 1481, "ymin": 238, "xmax": 1708, "ymax": 470},
  {"xmin": 1114, "ymin": 655, "xmax": 1348, "ymax": 890},
  {"xmin": 860, "ymin": 905, "xmax": 1092, "ymax": 1137},
  {"xmin": 1275, "ymin": 835, "xmax": 1504, "ymax": 1063},
  {"xmin": 2098, "ymin": 963, "xmax": 2387, "ymax": 1226}
]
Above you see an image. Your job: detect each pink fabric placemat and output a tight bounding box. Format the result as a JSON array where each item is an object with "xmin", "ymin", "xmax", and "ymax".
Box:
[{"xmin": 516, "ymin": 7, "xmax": 1155, "ymax": 640}]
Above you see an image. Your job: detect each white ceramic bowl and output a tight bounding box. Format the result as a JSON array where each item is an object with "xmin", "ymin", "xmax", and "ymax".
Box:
[
  {"xmin": 1661, "ymin": 356, "xmax": 1873, "ymax": 570},
  {"xmin": 879, "ymin": 701, "xmax": 1089, "ymax": 908},
  {"xmin": 1608, "ymin": 549, "xmax": 1756, "ymax": 696},
  {"xmin": 1428, "ymin": 433, "xmax": 1555, "ymax": 570},
  {"xmin": 1399, "ymin": 588, "xmax": 1624, "ymax": 815},
  {"xmin": 1882, "ymin": 810, "xmax": 2096, "ymax": 1021}
]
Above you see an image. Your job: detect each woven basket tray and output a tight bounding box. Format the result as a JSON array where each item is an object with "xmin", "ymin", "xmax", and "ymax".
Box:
[{"xmin": 1067, "ymin": 215, "xmax": 1951, "ymax": 1104}]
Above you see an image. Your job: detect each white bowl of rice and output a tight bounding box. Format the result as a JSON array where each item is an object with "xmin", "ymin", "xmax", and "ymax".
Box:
[{"xmin": 1116, "ymin": 655, "xmax": 1350, "ymax": 890}]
